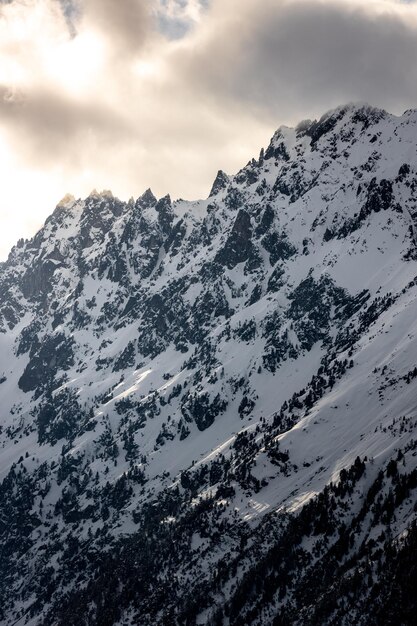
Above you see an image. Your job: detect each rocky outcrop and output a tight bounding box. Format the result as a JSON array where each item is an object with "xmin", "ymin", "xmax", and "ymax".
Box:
[
  {"xmin": 215, "ymin": 208, "xmax": 253, "ymax": 268},
  {"xmin": 209, "ymin": 169, "xmax": 230, "ymax": 197}
]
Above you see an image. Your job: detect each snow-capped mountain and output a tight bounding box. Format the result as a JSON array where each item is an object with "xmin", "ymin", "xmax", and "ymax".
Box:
[{"xmin": 1, "ymin": 103, "xmax": 417, "ymax": 625}]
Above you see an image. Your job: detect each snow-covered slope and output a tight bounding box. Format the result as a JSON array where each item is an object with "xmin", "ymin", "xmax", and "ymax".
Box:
[{"xmin": 1, "ymin": 103, "xmax": 417, "ymax": 625}]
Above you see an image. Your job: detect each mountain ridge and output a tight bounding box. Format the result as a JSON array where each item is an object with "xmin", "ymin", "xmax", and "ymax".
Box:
[{"xmin": 0, "ymin": 102, "xmax": 417, "ymax": 625}]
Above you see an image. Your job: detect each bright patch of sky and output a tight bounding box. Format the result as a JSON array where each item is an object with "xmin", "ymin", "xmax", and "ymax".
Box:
[
  {"xmin": 57, "ymin": 0, "xmax": 209, "ymax": 40},
  {"xmin": 155, "ymin": 0, "xmax": 209, "ymax": 39}
]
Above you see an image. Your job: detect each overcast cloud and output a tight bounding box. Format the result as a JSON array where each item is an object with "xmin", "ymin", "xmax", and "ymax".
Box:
[{"xmin": 0, "ymin": 0, "xmax": 417, "ymax": 258}]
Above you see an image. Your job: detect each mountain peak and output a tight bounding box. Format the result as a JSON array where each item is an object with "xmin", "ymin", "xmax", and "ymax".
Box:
[
  {"xmin": 136, "ymin": 187, "xmax": 157, "ymax": 209},
  {"xmin": 1, "ymin": 103, "xmax": 417, "ymax": 625},
  {"xmin": 88, "ymin": 188, "xmax": 114, "ymax": 199},
  {"xmin": 293, "ymin": 102, "xmax": 388, "ymax": 146},
  {"xmin": 209, "ymin": 169, "xmax": 230, "ymax": 197},
  {"xmin": 56, "ymin": 193, "xmax": 76, "ymax": 208}
]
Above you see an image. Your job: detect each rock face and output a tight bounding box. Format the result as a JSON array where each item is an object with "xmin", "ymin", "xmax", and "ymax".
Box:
[
  {"xmin": 1, "ymin": 104, "xmax": 417, "ymax": 625},
  {"xmin": 215, "ymin": 208, "xmax": 253, "ymax": 268},
  {"xmin": 209, "ymin": 169, "xmax": 230, "ymax": 197}
]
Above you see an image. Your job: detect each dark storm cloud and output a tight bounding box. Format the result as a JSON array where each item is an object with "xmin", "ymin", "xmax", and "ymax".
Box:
[
  {"xmin": 0, "ymin": 86, "xmax": 131, "ymax": 165},
  {"xmin": 177, "ymin": 0, "xmax": 417, "ymax": 122}
]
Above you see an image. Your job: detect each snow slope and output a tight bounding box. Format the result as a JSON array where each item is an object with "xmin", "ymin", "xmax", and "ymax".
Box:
[{"xmin": 0, "ymin": 103, "xmax": 417, "ymax": 625}]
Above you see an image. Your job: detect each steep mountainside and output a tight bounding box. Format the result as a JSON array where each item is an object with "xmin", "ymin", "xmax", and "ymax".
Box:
[{"xmin": 1, "ymin": 103, "xmax": 417, "ymax": 625}]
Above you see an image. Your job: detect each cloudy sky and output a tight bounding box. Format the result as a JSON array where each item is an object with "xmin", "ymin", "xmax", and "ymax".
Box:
[{"xmin": 0, "ymin": 0, "xmax": 417, "ymax": 258}]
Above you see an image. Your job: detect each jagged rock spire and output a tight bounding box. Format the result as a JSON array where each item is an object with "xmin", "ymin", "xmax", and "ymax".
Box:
[{"xmin": 209, "ymin": 169, "xmax": 230, "ymax": 197}]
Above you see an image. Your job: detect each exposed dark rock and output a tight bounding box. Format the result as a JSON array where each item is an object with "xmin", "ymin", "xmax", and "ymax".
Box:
[
  {"xmin": 136, "ymin": 188, "xmax": 157, "ymax": 210},
  {"xmin": 209, "ymin": 170, "xmax": 229, "ymax": 197},
  {"xmin": 262, "ymin": 231, "xmax": 297, "ymax": 265},
  {"xmin": 155, "ymin": 194, "xmax": 174, "ymax": 235},
  {"xmin": 20, "ymin": 258, "xmax": 62, "ymax": 300},
  {"xmin": 18, "ymin": 333, "xmax": 74, "ymax": 393},
  {"xmin": 215, "ymin": 208, "xmax": 253, "ymax": 269},
  {"xmin": 255, "ymin": 205, "xmax": 275, "ymax": 236}
]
